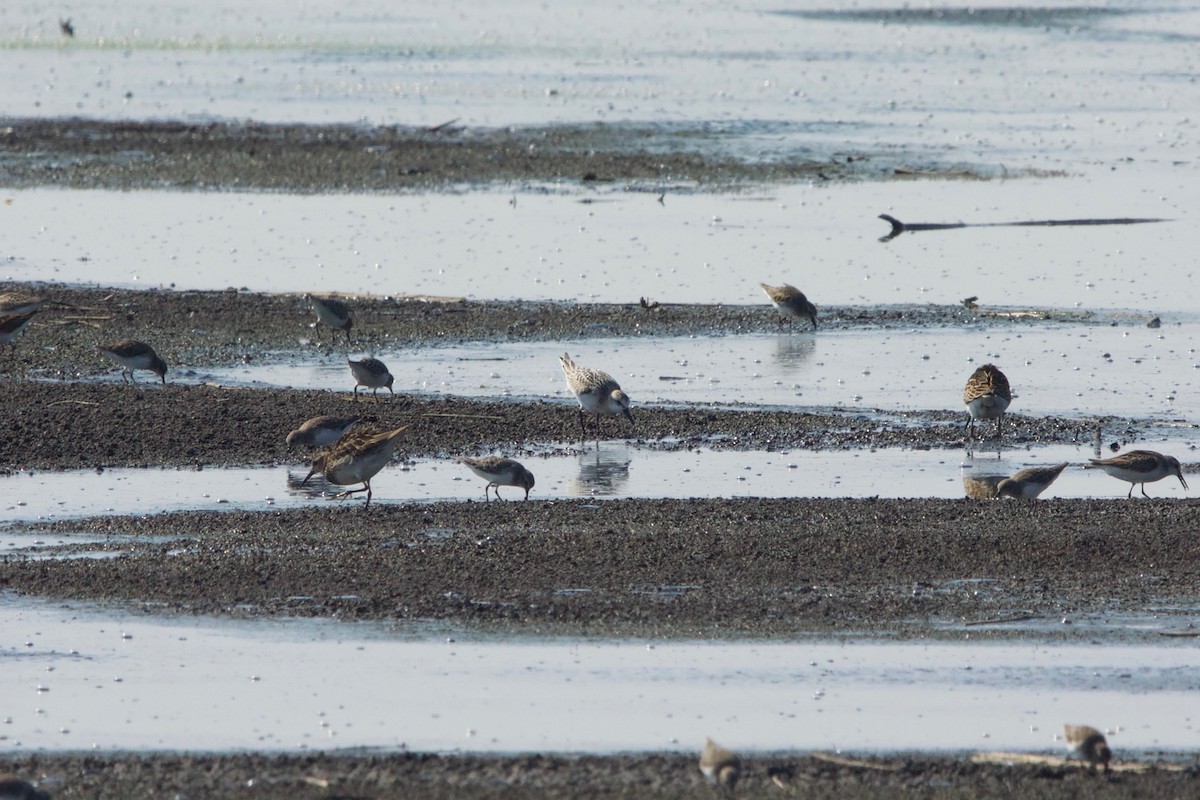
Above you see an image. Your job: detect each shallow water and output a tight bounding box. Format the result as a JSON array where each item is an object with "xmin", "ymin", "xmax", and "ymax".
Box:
[
  {"xmin": 0, "ymin": 443, "xmax": 1187, "ymax": 524},
  {"xmin": 190, "ymin": 325, "xmax": 1200, "ymax": 423},
  {"xmin": 5, "ymin": 173, "xmax": 1200, "ymax": 311},
  {"xmin": 1, "ymin": 595, "xmax": 1197, "ymax": 752},
  {"xmin": 2, "ymin": 0, "xmax": 1199, "ymax": 171}
]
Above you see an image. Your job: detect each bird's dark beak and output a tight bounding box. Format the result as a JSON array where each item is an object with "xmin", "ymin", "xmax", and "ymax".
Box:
[
  {"xmin": 624, "ymin": 408, "xmax": 634, "ymax": 424},
  {"xmin": 1179, "ymin": 474, "xmax": 1189, "ymax": 491}
]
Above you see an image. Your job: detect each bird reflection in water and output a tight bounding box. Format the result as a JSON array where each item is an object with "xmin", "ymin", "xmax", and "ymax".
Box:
[
  {"xmin": 770, "ymin": 334, "xmax": 817, "ymax": 369},
  {"xmin": 570, "ymin": 441, "xmax": 631, "ymax": 496}
]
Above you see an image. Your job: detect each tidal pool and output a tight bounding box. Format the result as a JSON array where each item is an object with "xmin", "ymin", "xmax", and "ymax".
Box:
[
  {"xmin": 0, "ymin": 444, "xmax": 1186, "ymax": 525},
  {"xmin": 1, "ymin": 595, "xmax": 1197, "ymax": 753}
]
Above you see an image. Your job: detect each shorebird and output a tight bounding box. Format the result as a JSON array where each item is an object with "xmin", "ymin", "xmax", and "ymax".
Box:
[
  {"xmin": 306, "ymin": 294, "xmax": 353, "ymax": 343},
  {"xmin": 59, "ymin": 18, "xmax": 74, "ymax": 37},
  {"xmin": 96, "ymin": 339, "xmax": 168, "ymax": 383},
  {"xmin": 0, "ymin": 311, "xmax": 37, "ymax": 351},
  {"xmin": 349, "ymin": 357, "xmax": 393, "ymax": 398},
  {"xmin": 559, "ymin": 353, "xmax": 633, "ymax": 439},
  {"xmin": 963, "ymin": 363, "xmax": 1011, "ymax": 441},
  {"xmin": 995, "ymin": 462, "xmax": 1068, "ymax": 499},
  {"xmin": 1063, "ymin": 724, "xmax": 1112, "ymax": 773},
  {"xmin": 458, "ymin": 456, "xmax": 535, "ymax": 501},
  {"xmin": 0, "ymin": 773, "xmax": 51, "ymax": 800},
  {"xmin": 0, "ymin": 292, "xmax": 46, "ymax": 316},
  {"xmin": 300, "ymin": 424, "xmax": 410, "ymax": 508},
  {"xmin": 285, "ymin": 415, "xmax": 359, "ymax": 449},
  {"xmin": 699, "ymin": 737, "xmax": 741, "ymax": 793},
  {"xmin": 1088, "ymin": 450, "xmax": 1187, "ymax": 498},
  {"xmin": 760, "ymin": 282, "xmax": 817, "ymax": 329}
]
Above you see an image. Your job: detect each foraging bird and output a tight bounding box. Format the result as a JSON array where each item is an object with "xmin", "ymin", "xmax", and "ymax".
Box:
[
  {"xmin": 963, "ymin": 363, "xmax": 1011, "ymax": 441},
  {"xmin": 995, "ymin": 462, "xmax": 1068, "ymax": 499},
  {"xmin": 96, "ymin": 339, "xmax": 168, "ymax": 384},
  {"xmin": 1088, "ymin": 450, "xmax": 1187, "ymax": 498},
  {"xmin": 458, "ymin": 456, "xmax": 535, "ymax": 501},
  {"xmin": 760, "ymin": 282, "xmax": 817, "ymax": 329},
  {"xmin": 559, "ymin": 353, "xmax": 633, "ymax": 439},
  {"xmin": 348, "ymin": 357, "xmax": 393, "ymax": 398},
  {"xmin": 285, "ymin": 416, "xmax": 359, "ymax": 449},
  {"xmin": 300, "ymin": 425, "xmax": 410, "ymax": 508},
  {"xmin": 0, "ymin": 292, "xmax": 45, "ymax": 316},
  {"xmin": 306, "ymin": 294, "xmax": 353, "ymax": 343},
  {"xmin": 59, "ymin": 18, "xmax": 74, "ymax": 37},
  {"xmin": 699, "ymin": 737, "xmax": 741, "ymax": 792},
  {"xmin": 1063, "ymin": 724, "xmax": 1112, "ymax": 773}
]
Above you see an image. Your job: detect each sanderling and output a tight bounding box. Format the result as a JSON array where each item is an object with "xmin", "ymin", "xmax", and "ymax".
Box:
[
  {"xmin": 300, "ymin": 424, "xmax": 410, "ymax": 508},
  {"xmin": 1088, "ymin": 449, "xmax": 1187, "ymax": 498},
  {"xmin": 306, "ymin": 294, "xmax": 353, "ymax": 343},
  {"xmin": 995, "ymin": 462, "xmax": 1068, "ymax": 499},
  {"xmin": 96, "ymin": 339, "xmax": 168, "ymax": 384},
  {"xmin": 348, "ymin": 357, "xmax": 393, "ymax": 398},
  {"xmin": 760, "ymin": 282, "xmax": 817, "ymax": 329},
  {"xmin": 699, "ymin": 737, "xmax": 741, "ymax": 792},
  {"xmin": 0, "ymin": 311, "xmax": 37, "ymax": 350},
  {"xmin": 1063, "ymin": 724, "xmax": 1112, "ymax": 773},
  {"xmin": 0, "ymin": 773, "xmax": 51, "ymax": 800},
  {"xmin": 963, "ymin": 363, "xmax": 1011, "ymax": 441},
  {"xmin": 559, "ymin": 352, "xmax": 633, "ymax": 438},
  {"xmin": 458, "ymin": 456, "xmax": 535, "ymax": 501},
  {"xmin": 285, "ymin": 415, "xmax": 360, "ymax": 449}
]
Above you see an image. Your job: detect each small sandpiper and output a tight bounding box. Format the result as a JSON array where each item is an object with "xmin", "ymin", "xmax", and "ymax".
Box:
[
  {"xmin": 349, "ymin": 357, "xmax": 394, "ymax": 398},
  {"xmin": 559, "ymin": 352, "xmax": 633, "ymax": 439},
  {"xmin": 300, "ymin": 424, "xmax": 410, "ymax": 508},
  {"xmin": 285, "ymin": 415, "xmax": 360, "ymax": 449},
  {"xmin": 1063, "ymin": 724, "xmax": 1112, "ymax": 773},
  {"xmin": 458, "ymin": 456, "xmax": 535, "ymax": 501},
  {"xmin": 995, "ymin": 462, "xmax": 1068, "ymax": 499},
  {"xmin": 0, "ymin": 773, "xmax": 51, "ymax": 800},
  {"xmin": 760, "ymin": 282, "xmax": 817, "ymax": 329},
  {"xmin": 0, "ymin": 311, "xmax": 37, "ymax": 350},
  {"xmin": 699, "ymin": 737, "xmax": 741, "ymax": 793},
  {"xmin": 963, "ymin": 363, "xmax": 1011, "ymax": 441},
  {"xmin": 0, "ymin": 292, "xmax": 45, "ymax": 316},
  {"xmin": 1088, "ymin": 449, "xmax": 1187, "ymax": 498},
  {"xmin": 96, "ymin": 339, "xmax": 168, "ymax": 384},
  {"xmin": 306, "ymin": 294, "xmax": 353, "ymax": 343}
]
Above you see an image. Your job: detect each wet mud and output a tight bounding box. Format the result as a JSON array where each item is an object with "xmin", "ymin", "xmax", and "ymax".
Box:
[
  {"xmin": 0, "ymin": 750, "xmax": 1195, "ymax": 800},
  {"xmin": 0, "ymin": 118, "xmax": 1015, "ymax": 193}
]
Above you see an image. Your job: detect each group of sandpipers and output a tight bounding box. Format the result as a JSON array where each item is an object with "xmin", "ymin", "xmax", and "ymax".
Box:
[
  {"xmin": 2, "ymin": 286, "xmax": 1188, "ymax": 505},
  {"xmin": 961, "ymin": 361, "xmax": 1187, "ymax": 500}
]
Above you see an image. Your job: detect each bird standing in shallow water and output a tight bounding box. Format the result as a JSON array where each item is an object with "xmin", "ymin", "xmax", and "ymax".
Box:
[
  {"xmin": 559, "ymin": 352, "xmax": 633, "ymax": 440},
  {"xmin": 963, "ymin": 363, "xmax": 1011, "ymax": 442},
  {"xmin": 760, "ymin": 282, "xmax": 817, "ymax": 329},
  {"xmin": 458, "ymin": 456, "xmax": 535, "ymax": 501},
  {"xmin": 306, "ymin": 294, "xmax": 353, "ymax": 344},
  {"xmin": 349, "ymin": 357, "xmax": 393, "ymax": 398},
  {"xmin": 300, "ymin": 424, "xmax": 410, "ymax": 508},
  {"xmin": 96, "ymin": 339, "xmax": 168, "ymax": 384},
  {"xmin": 1063, "ymin": 724, "xmax": 1112, "ymax": 773},
  {"xmin": 1088, "ymin": 449, "xmax": 1187, "ymax": 498},
  {"xmin": 699, "ymin": 737, "xmax": 741, "ymax": 792},
  {"xmin": 995, "ymin": 462, "xmax": 1068, "ymax": 499}
]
